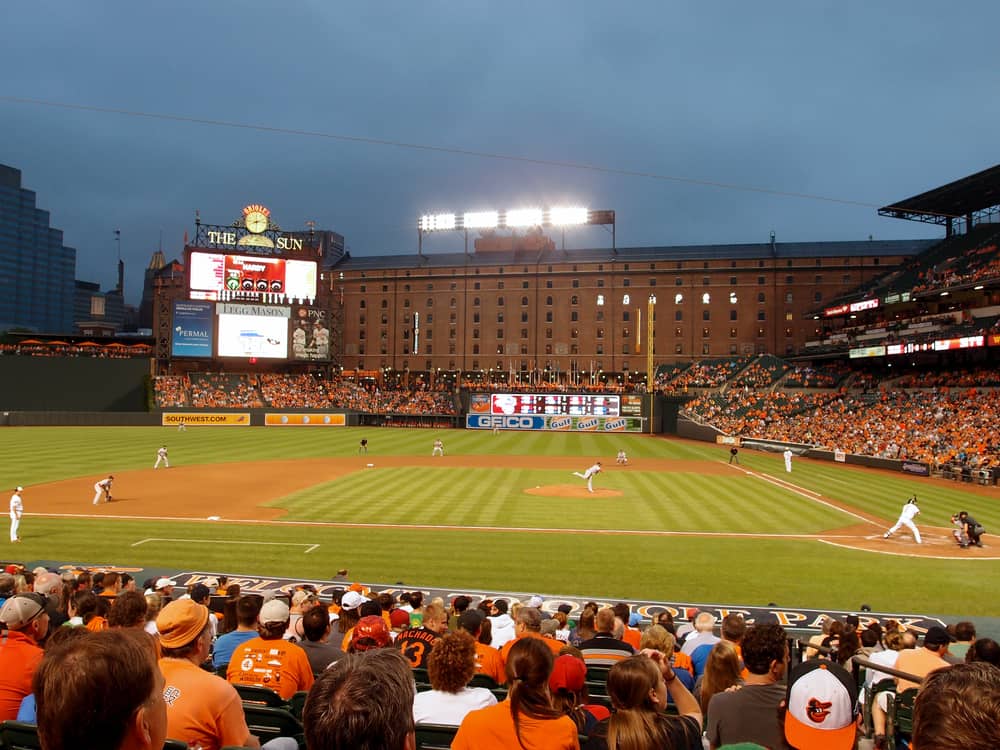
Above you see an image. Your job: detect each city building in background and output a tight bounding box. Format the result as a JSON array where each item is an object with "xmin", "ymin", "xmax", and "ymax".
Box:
[{"xmin": 0, "ymin": 164, "xmax": 76, "ymax": 333}]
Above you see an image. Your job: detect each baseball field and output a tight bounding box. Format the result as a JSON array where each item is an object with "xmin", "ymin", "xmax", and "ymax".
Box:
[{"xmin": 3, "ymin": 425, "xmax": 997, "ymax": 619}]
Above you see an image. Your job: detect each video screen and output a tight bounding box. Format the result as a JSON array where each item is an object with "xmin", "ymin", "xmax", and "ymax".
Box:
[
  {"xmin": 216, "ymin": 311, "xmax": 289, "ymax": 359},
  {"xmin": 189, "ymin": 251, "xmax": 317, "ymax": 303}
]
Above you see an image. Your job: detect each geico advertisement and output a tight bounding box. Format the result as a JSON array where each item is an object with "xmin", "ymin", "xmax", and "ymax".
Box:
[
  {"xmin": 466, "ymin": 415, "xmax": 641, "ymax": 432},
  {"xmin": 161, "ymin": 413, "xmax": 251, "ymax": 426}
]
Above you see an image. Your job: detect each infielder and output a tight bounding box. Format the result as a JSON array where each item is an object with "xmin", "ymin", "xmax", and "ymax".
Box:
[
  {"xmin": 432, "ymin": 439, "xmax": 444, "ymax": 457},
  {"xmin": 92, "ymin": 475, "xmax": 114, "ymax": 505},
  {"xmin": 572, "ymin": 462, "xmax": 602, "ymax": 493},
  {"xmin": 9, "ymin": 486, "xmax": 23, "ymax": 543},
  {"xmin": 154, "ymin": 445, "xmax": 169, "ymax": 469},
  {"xmin": 783, "ymin": 448, "xmax": 793, "ymax": 473},
  {"xmin": 616, "ymin": 449, "xmax": 628, "ymax": 465},
  {"xmin": 884, "ymin": 496, "xmax": 921, "ymax": 544}
]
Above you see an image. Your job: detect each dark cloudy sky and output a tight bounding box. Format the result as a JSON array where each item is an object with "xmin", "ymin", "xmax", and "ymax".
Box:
[{"xmin": 2, "ymin": 2, "xmax": 997, "ymax": 305}]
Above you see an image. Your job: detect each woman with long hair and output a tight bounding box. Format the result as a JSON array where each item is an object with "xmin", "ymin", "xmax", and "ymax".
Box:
[
  {"xmin": 583, "ymin": 652, "xmax": 702, "ymax": 750},
  {"xmin": 695, "ymin": 640, "xmax": 743, "ymax": 718},
  {"xmin": 453, "ymin": 636, "xmax": 579, "ymax": 749}
]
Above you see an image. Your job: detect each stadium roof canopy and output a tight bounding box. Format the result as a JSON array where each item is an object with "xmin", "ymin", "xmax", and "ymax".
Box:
[{"xmin": 878, "ymin": 163, "xmax": 1000, "ymax": 228}]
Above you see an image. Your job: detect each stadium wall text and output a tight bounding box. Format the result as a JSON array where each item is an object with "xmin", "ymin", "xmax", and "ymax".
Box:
[{"xmin": 466, "ymin": 414, "xmax": 644, "ymax": 432}]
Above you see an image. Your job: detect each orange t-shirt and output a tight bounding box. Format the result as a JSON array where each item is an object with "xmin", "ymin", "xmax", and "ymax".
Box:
[
  {"xmin": 474, "ymin": 641, "xmax": 507, "ymax": 685},
  {"xmin": 499, "ymin": 633, "xmax": 563, "ymax": 672},
  {"xmin": 159, "ymin": 657, "xmax": 251, "ymax": 750},
  {"xmin": 622, "ymin": 626, "xmax": 641, "ymax": 651},
  {"xmin": 226, "ymin": 636, "xmax": 315, "ymax": 699},
  {"xmin": 453, "ymin": 701, "xmax": 580, "ymax": 750}
]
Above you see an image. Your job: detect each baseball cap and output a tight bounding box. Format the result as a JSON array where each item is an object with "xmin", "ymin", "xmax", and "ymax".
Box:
[
  {"xmin": 628, "ymin": 612, "xmax": 643, "ymax": 627},
  {"xmin": 155, "ymin": 578, "xmax": 178, "ymax": 589},
  {"xmin": 348, "ymin": 582, "xmax": 366, "ymax": 593},
  {"xmin": 291, "ymin": 590, "xmax": 310, "ymax": 607},
  {"xmin": 549, "ymin": 654, "xmax": 586, "ymax": 694},
  {"xmin": 783, "ymin": 661, "xmax": 858, "ymax": 750},
  {"xmin": 924, "ymin": 625, "xmax": 956, "ymax": 647},
  {"xmin": 557, "ymin": 603, "xmax": 573, "ymax": 615},
  {"xmin": 156, "ymin": 599, "xmax": 210, "ymax": 648},
  {"xmin": 527, "ymin": 595, "xmax": 544, "ymax": 608},
  {"xmin": 15, "ymin": 486, "xmax": 23, "ymax": 492},
  {"xmin": 0, "ymin": 593, "xmax": 48, "ymax": 630},
  {"xmin": 352, "ymin": 615, "xmax": 391, "ymax": 651},
  {"xmin": 458, "ymin": 609, "xmax": 484, "ymax": 634},
  {"xmin": 4, "ymin": 565, "xmax": 19, "ymax": 575},
  {"xmin": 390, "ymin": 608, "xmax": 411, "ymax": 629},
  {"xmin": 32, "ymin": 567, "xmax": 49, "ymax": 577},
  {"xmin": 341, "ymin": 590, "xmax": 367, "ymax": 611},
  {"xmin": 259, "ymin": 599, "xmax": 290, "ymax": 625}
]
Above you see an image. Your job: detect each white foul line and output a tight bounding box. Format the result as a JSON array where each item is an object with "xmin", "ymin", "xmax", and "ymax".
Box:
[
  {"xmin": 132, "ymin": 537, "xmax": 319, "ymax": 552},
  {"xmin": 738, "ymin": 466, "xmax": 876, "ymax": 525}
]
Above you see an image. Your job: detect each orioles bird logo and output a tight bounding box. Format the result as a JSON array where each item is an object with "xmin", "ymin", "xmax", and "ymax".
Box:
[{"xmin": 806, "ymin": 697, "xmax": 833, "ymax": 723}]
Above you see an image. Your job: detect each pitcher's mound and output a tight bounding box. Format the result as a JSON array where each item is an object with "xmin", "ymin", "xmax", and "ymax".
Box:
[{"xmin": 524, "ymin": 485, "xmax": 623, "ymax": 498}]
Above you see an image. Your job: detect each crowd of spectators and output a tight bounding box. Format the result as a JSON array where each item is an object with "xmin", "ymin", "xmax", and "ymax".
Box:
[
  {"xmin": 686, "ymin": 383, "xmax": 1000, "ymax": 470},
  {"xmin": 3, "ymin": 564, "xmax": 996, "ymax": 750},
  {"xmin": 729, "ymin": 356, "xmax": 789, "ymax": 389},
  {"xmin": 0, "ymin": 342, "xmax": 151, "ymax": 358},
  {"xmin": 783, "ymin": 362, "xmax": 851, "ymax": 388},
  {"xmin": 155, "ymin": 374, "xmax": 459, "ymax": 415}
]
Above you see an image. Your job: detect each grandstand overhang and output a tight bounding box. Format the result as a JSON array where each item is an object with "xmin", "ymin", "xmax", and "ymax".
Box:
[{"xmin": 878, "ymin": 164, "xmax": 1000, "ymax": 233}]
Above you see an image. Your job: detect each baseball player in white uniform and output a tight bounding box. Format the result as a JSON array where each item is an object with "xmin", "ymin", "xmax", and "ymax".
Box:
[
  {"xmin": 154, "ymin": 446, "xmax": 169, "ymax": 469},
  {"xmin": 572, "ymin": 462, "xmax": 602, "ymax": 493},
  {"xmin": 9, "ymin": 486, "xmax": 23, "ymax": 543},
  {"xmin": 432, "ymin": 439, "xmax": 444, "ymax": 457},
  {"xmin": 884, "ymin": 496, "xmax": 922, "ymax": 544},
  {"xmin": 616, "ymin": 449, "xmax": 628, "ymax": 465},
  {"xmin": 783, "ymin": 448, "xmax": 793, "ymax": 473},
  {"xmin": 93, "ymin": 475, "xmax": 114, "ymax": 505}
]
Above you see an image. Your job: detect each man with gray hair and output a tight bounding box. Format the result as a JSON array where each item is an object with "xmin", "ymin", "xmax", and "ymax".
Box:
[{"xmin": 498, "ymin": 604, "xmax": 564, "ymax": 670}]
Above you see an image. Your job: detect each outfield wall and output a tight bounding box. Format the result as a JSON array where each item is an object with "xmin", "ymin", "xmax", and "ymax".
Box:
[{"xmin": 0, "ymin": 357, "xmax": 150, "ymax": 411}]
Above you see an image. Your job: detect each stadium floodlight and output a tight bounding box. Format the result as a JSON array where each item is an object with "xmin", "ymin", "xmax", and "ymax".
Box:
[
  {"xmin": 505, "ymin": 208, "xmax": 543, "ymax": 228},
  {"xmin": 463, "ymin": 211, "xmax": 499, "ymax": 229},
  {"xmin": 549, "ymin": 206, "xmax": 589, "ymax": 225},
  {"xmin": 418, "ymin": 213, "xmax": 456, "ymax": 232}
]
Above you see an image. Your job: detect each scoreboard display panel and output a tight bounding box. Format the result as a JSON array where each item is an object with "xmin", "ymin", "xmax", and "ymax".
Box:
[
  {"xmin": 491, "ymin": 393, "xmax": 620, "ymax": 417},
  {"xmin": 189, "ymin": 250, "xmax": 317, "ymax": 303}
]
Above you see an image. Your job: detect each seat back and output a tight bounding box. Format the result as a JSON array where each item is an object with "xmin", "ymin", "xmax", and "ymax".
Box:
[
  {"xmin": 415, "ymin": 722, "xmax": 458, "ymax": 750},
  {"xmin": 892, "ymin": 687, "xmax": 919, "ymax": 737},
  {"xmin": 0, "ymin": 721, "xmax": 41, "ymax": 750},
  {"xmin": 233, "ymin": 683, "xmax": 289, "ymax": 708},
  {"xmin": 241, "ymin": 705, "xmax": 304, "ymax": 747}
]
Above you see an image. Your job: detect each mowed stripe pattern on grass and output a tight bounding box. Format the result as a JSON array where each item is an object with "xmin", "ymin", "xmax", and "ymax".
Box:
[{"xmin": 272, "ymin": 467, "xmax": 854, "ymax": 533}]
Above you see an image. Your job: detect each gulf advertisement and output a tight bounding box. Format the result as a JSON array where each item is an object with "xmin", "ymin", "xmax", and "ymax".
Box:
[
  {"xmin": 161, "ymin": 413, "xmax": 250, "ymax": 426},
  {"xmin": 264, "ymin": 413, "xmax": 346, "ymax": 426},
  {"xmin": 170, "ymin": 301, "xmax": 215, "ymax": 358},
  {"xmin": 466, "ymin": 414, "xmax": 642, "ymax": 432}
]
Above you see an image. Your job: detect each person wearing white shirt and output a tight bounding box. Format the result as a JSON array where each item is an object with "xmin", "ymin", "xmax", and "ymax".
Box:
[
  {"xmin": 884, "ymin": 496, "xmax": 921, "ymax": 544},
  {"xmin": 9, "ymin": 486, "xmax": 24, "ymax": 543}
]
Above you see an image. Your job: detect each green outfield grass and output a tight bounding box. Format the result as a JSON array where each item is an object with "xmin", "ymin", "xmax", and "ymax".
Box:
[{"xmin": 2, "ymin": 426, "xmax": 997, "ymax": 617}]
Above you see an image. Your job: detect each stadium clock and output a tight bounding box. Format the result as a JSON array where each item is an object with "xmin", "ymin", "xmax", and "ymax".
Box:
[{"xmin": 245, "ymin": 209, "xmax": 269, "ymax": 234}]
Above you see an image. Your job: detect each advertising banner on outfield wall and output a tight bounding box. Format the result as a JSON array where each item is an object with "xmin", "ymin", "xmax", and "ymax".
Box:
[
  {"xmin": 466, "ymin": 414, "xmax": 643, "ymax": 432},
  {"xmin": 264, "ymin": 413, "xmax": 346, "ymax": 426},
  {"xmin": 161, "ymin": 413, "xmax": 251, "ymax": 426},
  {"xmin": 148, "ymin": 570, "xmax": 945, "ymax": 635}
]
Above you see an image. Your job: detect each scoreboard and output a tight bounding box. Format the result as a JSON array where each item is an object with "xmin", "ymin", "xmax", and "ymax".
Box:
[{"xmin": 490, "ymin": 393, "xmax": 620, "ymax": 417}]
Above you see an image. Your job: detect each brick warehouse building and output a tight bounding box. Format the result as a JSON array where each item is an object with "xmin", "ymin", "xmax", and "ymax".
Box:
[
  {"xmin": 151, "ymin": 214, "xmax": 934, "ymax": 383},
  {"xmin": 330, "ymin": 237, "xmax": 933, "ymax": 382}
]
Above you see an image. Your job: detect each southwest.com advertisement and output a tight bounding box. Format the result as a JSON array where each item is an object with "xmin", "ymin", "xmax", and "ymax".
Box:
[{"xmin": 171, "ymin": 301, "xmax": 215, "ymax": 357}]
